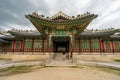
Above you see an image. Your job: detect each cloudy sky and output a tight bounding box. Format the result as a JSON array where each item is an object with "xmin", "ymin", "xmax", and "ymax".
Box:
[{"xmin": 0, "ymin": 0, "xmax": 120, "ymax": 31}]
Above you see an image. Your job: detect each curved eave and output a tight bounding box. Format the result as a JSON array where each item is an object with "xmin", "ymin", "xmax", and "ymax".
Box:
[
  {"xmin": 110, "ymin": 35, "xmax": 120, "ymax": 39},
  {"xmin": 0, "ymin": 38, "xmax": 9, "ymax": 43},
  {"xmin": 7, "ymin": 31, "xmax": 43, "ymax": 40},
  {"xmin": 8, "ymin": 31, "xmax": 41, "ymax": 37},
  {"xmin": 25, "ymin": 14, "xmax": 98, "ymax": 26},
  {"xmin": 0, "ymin": 35, "xmax": 15, "ymax": 40},
  {"xmin": 80, "ymin": 30, "xmax": 118, "ymax": 37}
]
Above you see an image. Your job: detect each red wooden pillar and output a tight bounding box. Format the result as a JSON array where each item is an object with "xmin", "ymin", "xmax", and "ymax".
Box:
[
  {"xmin": 110, "ymin": 40, "xmax": 114, "ymax": 54},
  {"xmin": 79, "ymin": 38, "xmax": 81, "ymax": 54},
  {"xmin": 101, "ymin": 40, "xmax": 105, "ymax": 53},
  {"xmin": 31, "ymin": 38, "xmax": 34, "ymax": 53},
  {"xmin": 2, "ymin": 44, "xmax": 7, "ymax": 53},
  {"xmin": 12, "ymin": 41, "xmax": 14, "ymax": 52},
  {"xmin": 89, "ymin": 38, "xmax": 92, "ymax": 53},
  {"xmin": 119, "ymin": 41, "xmax": 120, "ymax": 48},
  {"xmin": 103, "ymin": 41, "xmax": 106, "ymax": 53},
  {"xmin": 12, "ymin": 41, "xmax": 15, "ymax": 52},
  {"xmin": 47, "ymin": 34, "xmax": 50, "ymax": 52},
  {"xmin": 2, "ymin": 44, "xmax": 4, "ymax": 52},
  {"xmin": 119, "ymin": 41, "xmax": 120, "ymax": 52},
  {"xmin": 111, "ymin": 41, "xmax": 115, "ymax": 54},
  {"xmin": 5, "ymin": 44, "xmax": 8, "ymax": 53},
  {"xmin": 14, "ymin": 41, "xmax": 16, "ymax": 52},
  {"xmin": 22, "ymin": 38, "xmax": 25, "ymax": 53},
  {"xmin": 42, "ymin": 38, "xmax": 45, "ymax": 52},
  {"xmin": 2, "ymin": 44, "xmax": 6, "ymax": 53},
  {"xmin": 99, "ymin": 39, "xmax": 102, "ymax": 54},
  {"xmin": 72, "ymin": 32, "xmax": 74, "ymax": 52},
  {"xmin": 20, "ymin": 40, "xmax": 23, "ymax": 52}
]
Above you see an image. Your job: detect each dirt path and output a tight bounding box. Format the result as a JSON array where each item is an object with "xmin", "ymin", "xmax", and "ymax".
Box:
[{"xmin": 1, "ymin": 67, "xmax": 120, "ymax": 80}]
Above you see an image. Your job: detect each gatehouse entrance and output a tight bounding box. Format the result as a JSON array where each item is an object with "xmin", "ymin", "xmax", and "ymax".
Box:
[{"xmin": 53, "ymin": 40, "xmax": 69, "ymax": 52}]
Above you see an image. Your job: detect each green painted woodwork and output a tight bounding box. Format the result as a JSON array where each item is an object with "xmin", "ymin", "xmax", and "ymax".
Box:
[
  {"xmin": 34, "ymin": 40, "xmax": 42, "ymax": 48},
  {"xmin": 81, "ymin": 39, "xmax": 90, "ymax": 49},
  {"xmin": 113, "ymin": 41, "xmax": 120, "ymax": 49},
  {"xmin": 51, "ymin": 36, "xmax": 70, "ymax": 41},
  {"xmin": 49, "ymin": 34, "xmax": 72, "ymax": 47},
  {"xmin": 75, "ymin": 40, "xmax": 79, "ymax": 48},
  {"xmin": 92, "ymin": 39, "xmax": 100, "ymax": 49},
  {"xmin": 25, "ymin": 40, "xmax": 32, "ymax": 49},
  {"xmin": 15, "ymin": 41, "xmax": 20, "ymax": 49},
  {"xmin": 44, "ymin": 40, "xmax": 47, "ymax": 48},
  {"xmin": 29, "ymin": 15, "xmax": 93, "ymax": 26},
  {"xmin": 26, "ymin": 14, "xmax": 97, "ymax": 36},
  {"xmin": 56, "ymin": 29, "xmax": 66, "ymax": 34},
  {"xmin": 8, "ymin": 43, "xmax": 12, "ymax": 50},
  {"xmin": 105, "ymin": 41, "xmax": 111, "ymax": 49}
]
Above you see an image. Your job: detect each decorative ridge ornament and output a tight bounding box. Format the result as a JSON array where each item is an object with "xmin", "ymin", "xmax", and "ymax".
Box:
[{"xmin": 25, "ymin": 11, "xmax": 98, "ymax": 36}]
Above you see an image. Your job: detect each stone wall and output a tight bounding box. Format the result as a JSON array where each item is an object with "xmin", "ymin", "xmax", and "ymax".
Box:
[
  {"xmin": 12, "ymin": 54, "xmax": 49, "ymax": 61},
  {"xmin": 73, "ymin": 54, "xmax": 120, "ymax": 62},
  {"xmin": 0, "ymin": 53, "xmax": 12, "ymax": 60},
  {"xmin": 0, "ymin": 52, "xmax": 50, "ymax": 62}
]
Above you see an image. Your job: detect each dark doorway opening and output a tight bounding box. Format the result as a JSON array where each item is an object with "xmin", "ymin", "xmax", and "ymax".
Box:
[{"xmin": 53, "ymin": 40, "xmax": 69, "ymax": 52}]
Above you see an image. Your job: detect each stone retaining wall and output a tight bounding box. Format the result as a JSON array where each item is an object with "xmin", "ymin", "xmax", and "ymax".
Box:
[
  {"xmin": 0, "ymin": 52, "xmax": 50, "ymax": 62},
  {"xmin": 73, "ymin": 54, "xmax": 120, "ymax": 62}
]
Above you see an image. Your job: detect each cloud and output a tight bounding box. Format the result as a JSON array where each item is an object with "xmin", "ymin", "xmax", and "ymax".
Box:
[{"xmin": 0, "ymin": 0, "xmax": 120, "ymax": 31}]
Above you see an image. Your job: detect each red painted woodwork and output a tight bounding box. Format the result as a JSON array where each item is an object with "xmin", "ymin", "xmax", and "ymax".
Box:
[
  {"xmin": 89, "ymin": 38, "xmax": 92, "ymax": 52},
  {"xmin": 23, "ymin": 38, "xmax": 25, "ymax": 52},
  {"xmin": 47, "ymin": 34, "xmax": 50, "ymax": 52},
  {"xmin": 110, "ymin": 41, "xmax": 114, "ymax": 53},
  {"xmin": 101, "ymin": 40, "xmax": 105, "ymax": 53},
  {"xmin": 72, "ymin": 32, "xmax": 74, "ymax": 52},
  {"xmin": 42, "ymin": 38, "xmax": 44, "ymax": 52},
  {"xmin": 79, "ymin": 39, "xmax": 81, "ymax": 53},
  {"xmin": 12, "ymin": 41, "xmax": 15, "ymax": 52},
  {"xmin": 111, "ymin": 41, "xmax": 114, "ymax": 53},
  {"xmin": 99, "ymin": 39, "xmax": 102, "ymax": 53},
  {"xmin": 103, "ymin": 41, "xmax": 106, "ymax": 52},
  {"xmin": 31, "ymin": 39, "xmax": 34, "ymax": 52}
]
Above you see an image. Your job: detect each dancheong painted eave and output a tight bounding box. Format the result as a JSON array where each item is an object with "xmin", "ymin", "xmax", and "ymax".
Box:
[
  {"xmin": 25, "ymin": 11, "xmax": 98, "ymax": 35},
  {"xmin": 25, "ymin": 11, "xmax": 98, "ymax": 26}
]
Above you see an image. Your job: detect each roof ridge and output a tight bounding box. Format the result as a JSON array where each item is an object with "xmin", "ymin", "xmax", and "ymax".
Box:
[{"xmin": 50, "ymin": 11, "xmax": 73, "ymax": 19}]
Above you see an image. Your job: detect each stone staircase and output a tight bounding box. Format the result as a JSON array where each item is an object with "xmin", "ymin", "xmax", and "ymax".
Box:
[
  {"xmin": 46, "ymin": 53, "xmax": 75, "ymax": 67},
  {"xmin": 46, "ymin": 59, "xmax": 75, "ymax": 67},
  {"xmin": 53, "ymin": 53, "xmax": 64, "ymax": 60}
]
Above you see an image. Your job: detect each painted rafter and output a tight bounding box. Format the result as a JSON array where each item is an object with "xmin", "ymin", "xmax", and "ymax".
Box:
[
  {"xmin": 25, "ymin": 11, "xmax": 98, "ymax": 36},
  {"xmin": 49, "ymin": 11, "xmax": 73, "ymax": 20}
]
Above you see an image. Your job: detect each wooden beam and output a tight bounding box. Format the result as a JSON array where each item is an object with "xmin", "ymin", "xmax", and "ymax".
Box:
[
  {"xmin": 89, "ymin": 38, "xmax": 92, "ymax": 53},
  {"xmin": 31, "ymin": 38, "xmax": 34, "ymax": 53},
  {"xmin": 99, "ymin": 38, "xmax": 102, "ymax": 54}
]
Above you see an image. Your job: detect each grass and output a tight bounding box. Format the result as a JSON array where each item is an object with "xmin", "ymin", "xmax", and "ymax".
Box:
[
  {"xmin": 0, "ymin": 64, "xmax": 120, "ymax": 76},
  {"xmin": 114, "ymin": 59, "xmax": 120, "ymax": 62},
  {"xmin": 69, "ymin": 65, "xmax": 85, "ymax": 68},
  {"xmin": 92, "ymin": 66, "xmax": 120, "ymax": 76},
  {"xmin": 0, "ymin": 58, "xmax": 11, "ymax": 60},
  {"xmin": 0, "ymin": 65, "xmax": 42, "ymax": 76}
]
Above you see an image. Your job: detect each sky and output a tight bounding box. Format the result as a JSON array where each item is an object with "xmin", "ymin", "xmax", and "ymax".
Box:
[{"xmin": 0, "ymin": 0, "xmax": 120, "ymax": 31}]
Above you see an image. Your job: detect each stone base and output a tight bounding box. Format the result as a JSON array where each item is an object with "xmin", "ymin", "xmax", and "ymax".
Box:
[
  {"xmin": 73, "ymin": 54, "xmax": 120, "ymax": 63},
  {"xmin": 1, "ymin": 52, "xmax": 120, "ymax": 63},
  {"xmin": 0, "ymin": 52, "xmax": 50, "ymax": 62}
]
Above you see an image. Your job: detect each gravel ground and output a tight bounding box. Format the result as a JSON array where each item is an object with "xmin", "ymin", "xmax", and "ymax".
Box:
[{"xmin": 1, "ymin": 67, "xmax": 120, "ymax": 80}]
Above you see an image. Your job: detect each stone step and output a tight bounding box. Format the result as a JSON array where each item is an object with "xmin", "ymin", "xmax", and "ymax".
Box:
[
  {"xmin": 53, "ymin": 53, "xmax": 64, "ymax": 60},
  {"xmin": 46, "ymin": 60, "xmax": 75, "ymax": 67}
]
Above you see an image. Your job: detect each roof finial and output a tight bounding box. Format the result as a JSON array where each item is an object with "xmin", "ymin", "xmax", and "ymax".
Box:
[{"xmin": 59, "ymin": 11, "xmax": 62, "ymax": 13}]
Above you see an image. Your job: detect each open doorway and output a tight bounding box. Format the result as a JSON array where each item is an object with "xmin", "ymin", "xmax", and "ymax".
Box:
[{"xmin": 53, "ymin": 40, "xmax": 69, "ymax": 53}]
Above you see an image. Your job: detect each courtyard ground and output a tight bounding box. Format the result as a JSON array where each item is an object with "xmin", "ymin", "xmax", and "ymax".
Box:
[{"xmin": 0, "ymin": 66, "xmax": 120, "ymax": 80}]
